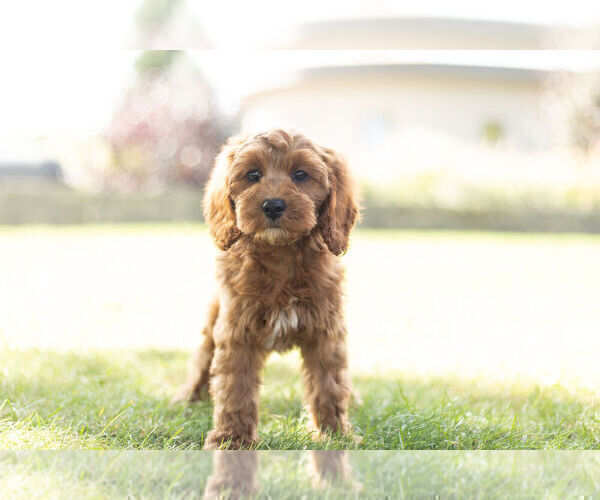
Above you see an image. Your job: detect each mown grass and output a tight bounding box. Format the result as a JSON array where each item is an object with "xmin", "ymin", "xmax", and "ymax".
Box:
[
  {"xmin": 2, "ymin": 450, "xmax": 600, "ymax": 498},
  {"xmin": 1, "ymin": 349, "xmax": 599, "ymax": 450},
  {"xmin": 1, "ymin": 224, "xmax": 600, "ymax": 452}
]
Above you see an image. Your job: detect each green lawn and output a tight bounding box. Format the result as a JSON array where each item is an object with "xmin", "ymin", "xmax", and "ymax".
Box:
[
  {"xmin": 2, "ymin": 450, "xmax": 599, "ymax": 498},
  {"xmin": 1, "ymin": 349, "xmax": 599, "ymax": 450},
  {"xmin": 1, "ymin": 224, "xmax": 600, "ymax": 450}
]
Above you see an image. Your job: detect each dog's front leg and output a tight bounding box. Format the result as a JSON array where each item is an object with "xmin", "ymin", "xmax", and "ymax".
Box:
[
  {"xmin": 203, "ymin": 337, "xmax": 266, "ymax": 450},
  {"xmin": 300, "ymin": 331, "xmax": 352, "ymax": 437}
]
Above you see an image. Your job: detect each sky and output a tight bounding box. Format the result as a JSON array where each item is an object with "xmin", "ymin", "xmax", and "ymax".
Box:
[{"xmin": 1, "ymin": 0, "xmax": 599, "ymax": 146}]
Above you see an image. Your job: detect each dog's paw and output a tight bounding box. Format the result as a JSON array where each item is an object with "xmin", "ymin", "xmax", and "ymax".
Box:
[
  {"xmin": 315, "ymin": 430, "xmax": 363, "ymax": 447},
  {"xmin": 310, "ymin": 420, "xmax": 362, "ymax": 447},
  {"xmin": 203, "ymin": 431, "xmax": 259, "ymax": 450}
]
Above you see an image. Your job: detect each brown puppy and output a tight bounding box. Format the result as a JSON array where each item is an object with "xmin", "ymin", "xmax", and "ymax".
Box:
[{"xmin": 174, "ymin": 129, "xmax": 358, "ymax": 449}]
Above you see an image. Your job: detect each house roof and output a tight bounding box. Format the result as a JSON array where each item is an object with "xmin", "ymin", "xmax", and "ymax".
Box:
[
  {"xmin": 287, "ymin": 16, "xmax": 554, "ymax": 49},
  {"xmin": 242, "ymin": 62, "xmax": 548, "ymax": 105},
  {"xmin": 298, "ymin": 62, "xmax": 548, "ymax": 84}
]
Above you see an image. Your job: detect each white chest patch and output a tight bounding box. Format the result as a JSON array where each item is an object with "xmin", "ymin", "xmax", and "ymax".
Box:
[{"xmin": 265, "ymin": 302, "xmax": 299, "ymax": 349}]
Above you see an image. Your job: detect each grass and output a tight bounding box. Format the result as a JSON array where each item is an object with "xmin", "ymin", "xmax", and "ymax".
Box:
[
  {"xmin": 0, "ymin": 224, "xmax": 600, "ymax": 450},
  {"xmin": 1, "ymin": 349, "xmax": 599, "ymax": 450},
  {"xmin": 1, "ymin": 450, "xmax": 600, "ymax": 498}
]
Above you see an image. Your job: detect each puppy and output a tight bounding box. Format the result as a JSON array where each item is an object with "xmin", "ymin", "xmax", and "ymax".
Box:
[{"xmin": 174, "ymin": 129, "xmax": 358, "ymax": 449}]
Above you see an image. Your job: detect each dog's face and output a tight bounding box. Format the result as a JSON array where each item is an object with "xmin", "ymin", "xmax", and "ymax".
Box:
[
  {"xmin": 204, "ymin": 130, "xmax": 357, "ymax": 255},
  {"xmin": 228, "ymin": 132, "xmax": 330, "ymax": 246}
]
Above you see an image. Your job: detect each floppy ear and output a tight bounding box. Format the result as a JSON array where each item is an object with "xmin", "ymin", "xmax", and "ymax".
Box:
[
  {"xmin": 318, "ymin": 148, "xmax": 359, "ymax": 255},
  {"xmin": 203, "ymin": 138, "xmax": 242, "ymax": 250}
]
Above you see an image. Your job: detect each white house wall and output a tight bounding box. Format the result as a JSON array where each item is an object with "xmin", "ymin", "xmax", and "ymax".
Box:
[{"xmin": 241, "ymin": 73, "xmax": 547, "ymax": 177}]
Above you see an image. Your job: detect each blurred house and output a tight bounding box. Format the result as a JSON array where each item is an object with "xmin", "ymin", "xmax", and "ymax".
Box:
[
  {"xmin": 242, "ymin": 61, "xmax": 549, "ymax": 148},
  {"xmin": 239, "ymin": 17, "xmax": 568, "ymax": 180},
  {"xmin": 284, "ymin": 17, "xmax": 553, "ymax": 50}
]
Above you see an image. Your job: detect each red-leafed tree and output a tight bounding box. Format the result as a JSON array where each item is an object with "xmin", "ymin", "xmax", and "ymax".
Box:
[{"xmin": 105, "ymin": 50, "xmax": 226, "ymax": 191}]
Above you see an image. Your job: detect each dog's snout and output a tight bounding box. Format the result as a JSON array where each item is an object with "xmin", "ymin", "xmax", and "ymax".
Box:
[{"xmin": 262, "ymin": 199, "xmax": 286, "ymax": 220}]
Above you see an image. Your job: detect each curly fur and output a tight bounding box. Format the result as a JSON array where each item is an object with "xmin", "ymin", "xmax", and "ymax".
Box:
[{"xmin": 173, "ymin": 129, "xmax": 359, "ymax": 449}]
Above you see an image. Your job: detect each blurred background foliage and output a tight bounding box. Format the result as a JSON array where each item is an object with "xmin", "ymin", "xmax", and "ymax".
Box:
[
  {"xmin": 135, "ymin": 0, "xmax": 181, "ymax": 36},
  {"xmin": 104, "ymin": 50, "xmax": 226, "ymax": 192},
  {"xmin": 544, "ymin": 70, "xmax": 600, "ymax": 154}
]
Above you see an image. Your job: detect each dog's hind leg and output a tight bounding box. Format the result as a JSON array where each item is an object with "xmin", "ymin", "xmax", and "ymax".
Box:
[{"xmin": 172, "ymin": 296, "xmax": 219, "ymax": 403}]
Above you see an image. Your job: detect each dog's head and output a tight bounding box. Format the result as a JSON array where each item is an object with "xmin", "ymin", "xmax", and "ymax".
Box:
[{"xmin": 204, "ymin": 129, "xmax": 358, "ymax": 255}]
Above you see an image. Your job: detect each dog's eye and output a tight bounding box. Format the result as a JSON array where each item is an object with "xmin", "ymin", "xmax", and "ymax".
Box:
[
  {"xmin": 292, "ymin": 170, "xmax": 308, "ymax": 182},
  {"xmin": 247, "ymin": 169, "xmax": 262, "ymax": 182}
]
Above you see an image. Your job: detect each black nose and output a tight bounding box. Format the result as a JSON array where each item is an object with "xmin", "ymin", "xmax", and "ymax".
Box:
[{"xmin": 262, "ymin": 198, "xmax": 286, "ymax": 220}]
